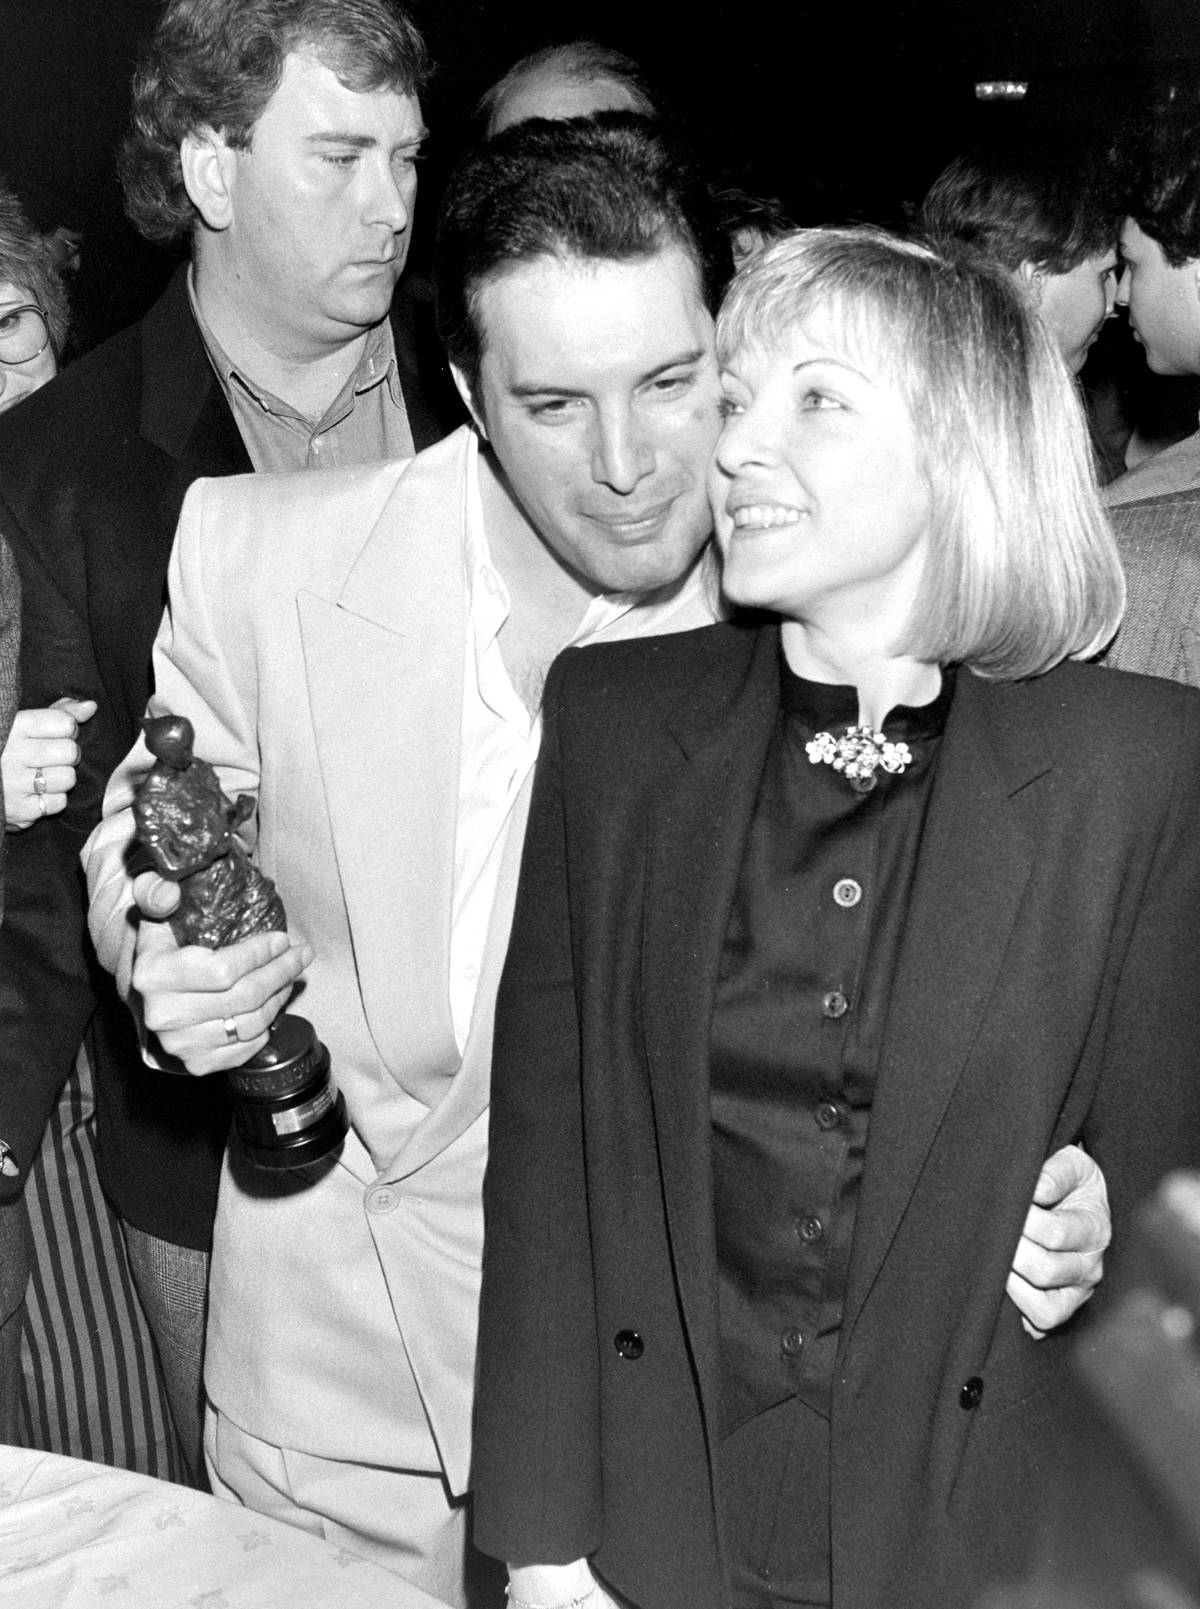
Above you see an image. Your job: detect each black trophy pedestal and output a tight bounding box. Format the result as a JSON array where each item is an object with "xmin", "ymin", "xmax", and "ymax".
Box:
[{"xmin": 225, "ymin": 1013, "xmax": 347, "ymax": 1170}]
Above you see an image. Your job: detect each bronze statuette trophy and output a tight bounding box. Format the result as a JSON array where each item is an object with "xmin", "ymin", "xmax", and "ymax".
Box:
[{"xmin": 133, "ymin": 714, "xmax": 347, "ymax": 1170}]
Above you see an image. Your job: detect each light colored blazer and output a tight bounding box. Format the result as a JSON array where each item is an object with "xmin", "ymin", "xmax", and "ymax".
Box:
[
  {"xmin": 1103, "ymin": 485, "xmax": 1200, "ymax": 686},
  {"xmin": 87, "ymin": 427, "xmax": 502, "ymax": 1490},
  {"xmin": 1105, "ymin": 424, "xmax": 1200, "ymax": 507},
  {"xmin": 85, "ymin": 426, "xmax": 714, "ymax": 1495},
  {"xmin": 1099, "ymin": 428, "xmax": 1200, "ymax": 687}
]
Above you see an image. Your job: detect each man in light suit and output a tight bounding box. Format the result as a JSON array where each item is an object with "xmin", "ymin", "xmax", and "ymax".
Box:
[{"xmin": 84, "ymin": 118, "xmax": 1111, "ymax": 1607}]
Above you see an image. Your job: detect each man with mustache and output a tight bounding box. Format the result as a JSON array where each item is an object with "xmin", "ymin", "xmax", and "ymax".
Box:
[{"xmin": 85, "ymin": 116, "xmax": 1109, "ymax": 1605}]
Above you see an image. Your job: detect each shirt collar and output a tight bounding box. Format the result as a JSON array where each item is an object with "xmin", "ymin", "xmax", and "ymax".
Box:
[
  {"xmin": 779, "ymin": 655, "xmax": 957, "ymax": 745},
  {"xmin": 187, "ymin": 266, "xmax": 399, "ymax": 418}
]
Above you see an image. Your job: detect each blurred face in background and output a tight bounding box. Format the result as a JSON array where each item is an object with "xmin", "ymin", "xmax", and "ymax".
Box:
[
  {"xmin": 0, "ymin": 283, "xmax": 56, "ymax": 412},
  {"xmin": 1116, "ymin": 218, "xmax": 1200, "ymax": 376},
  {"xmin": 487, "ymin": 68, "xmax": 643, "ymax": 134},
  {"xmin": 1030, "ymin": 248, "xmax": 1119, "ymax": 373}
]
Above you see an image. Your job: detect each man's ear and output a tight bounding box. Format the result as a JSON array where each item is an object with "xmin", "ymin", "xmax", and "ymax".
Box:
[
  {"xmin": 180, "ymin": 127, "xmax": 239, "ymax": 232},
  {"xmin": 450, "ymin": 362, "xmax": 488, "ymax": 440}
]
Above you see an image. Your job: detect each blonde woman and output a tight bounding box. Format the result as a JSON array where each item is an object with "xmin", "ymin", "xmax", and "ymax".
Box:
[{"xmin": 474, "ymin": 229, "xmax": 1199, "ymax": 1609}]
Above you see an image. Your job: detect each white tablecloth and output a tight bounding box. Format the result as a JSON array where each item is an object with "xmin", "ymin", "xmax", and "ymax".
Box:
[{"xmin": 0, "ymin": 1445, "xmax": 453, "ymax": 1608}]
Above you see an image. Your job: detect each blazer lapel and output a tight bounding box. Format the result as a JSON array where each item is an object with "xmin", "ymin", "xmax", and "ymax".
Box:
[
  {"xmin": 388, "ymin": 289, "xmax": 464, "ymax": 448},
  {"xmin": 138, "ymin": 267, "xmax": 253, "ymax": 535},
  {"xmin": 299, "ymin": 435, "xmax": 472, "ymax": 1104},
  {"xmin": 843, "ymin": 671, "xmax": 1053, "ymax": 1334},
  {"xmin": 385, "ymin": 762, "xmax": 534, "ymax": 1181},
  {"xmin": 155, "ymin": 384, "xmax": 252, "ymax": 540},
  {"xmin": 641, "ymin": 624, "xmax": 780, "ymax": 1412}
]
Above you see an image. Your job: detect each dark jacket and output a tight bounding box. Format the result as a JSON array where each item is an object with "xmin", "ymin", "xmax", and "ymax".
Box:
[
  {"xmin": 0, "ymin": 532, "xmax": 18, "ymax": 927},
  {"xmin": 0, "ymin": 265, "xmax": 457, "ymax": 1244},
  {"xmin": 474, "ymin": 620, "xmax": 1200, "ymax": 1609}
]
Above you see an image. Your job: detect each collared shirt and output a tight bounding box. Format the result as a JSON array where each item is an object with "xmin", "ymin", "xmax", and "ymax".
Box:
[
  {"xmin": 709, "ymin": 658, "xmax": 954, "ymax": 1601},
  {"xmin": 189, "ymin": 273, "xmax": 414, "ymax": 473},
  {"xmin": 451, "ymin": 431, "xmax": 712, "ymax": 1051}
]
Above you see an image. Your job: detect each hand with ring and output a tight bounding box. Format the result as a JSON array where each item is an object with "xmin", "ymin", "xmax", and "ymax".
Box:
[
  {"xmin": 2, "ymin": 695, "xmax": 97, "ymax": 830},
  {"xmin": 130, "ymin": 869, "xmax": 313, "ymax": 1076}
]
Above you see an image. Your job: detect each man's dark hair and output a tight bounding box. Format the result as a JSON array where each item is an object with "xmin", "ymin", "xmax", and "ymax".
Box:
[
  {"xmin": 919, "ymin": 134, "xmax": 1120, "ymax": 276},
  {"xmin": 120, "ymin": 0, "xmax": 429, "ymax": 246},
  {"xmin": 474, "ymin": 39, "xmax": 657, "ymax": 136},
  {"xmin": 1118, "ymin": 89, "xmax": 1200, "ymax": 265},
  {"xmin": 435, "ymin": 113, "xmax": 733, "ymax": 402}
]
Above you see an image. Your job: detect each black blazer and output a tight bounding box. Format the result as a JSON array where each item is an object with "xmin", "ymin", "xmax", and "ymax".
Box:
[
  {"xmin": 0, "ymin": 265, "xmax": 458, "ymax": 1244},
  {"xmin": 474, "ymin": 620, "xmax": 1200, "ymax": 1609}
]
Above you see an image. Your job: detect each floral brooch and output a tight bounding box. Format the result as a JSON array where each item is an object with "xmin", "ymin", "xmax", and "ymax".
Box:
[{"xmin": 806, "ymin": 725, "xmax": 912, "ymax": 787}]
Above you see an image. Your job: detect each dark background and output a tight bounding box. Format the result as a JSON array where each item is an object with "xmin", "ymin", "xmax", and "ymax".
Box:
[{"xmin": 0, "ymin": 0, "xmax": 1198, "ymax": 344}]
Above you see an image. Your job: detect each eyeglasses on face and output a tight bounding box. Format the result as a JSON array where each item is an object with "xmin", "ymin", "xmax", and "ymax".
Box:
[{"xmin": 0, "ymin": 305, "xmax": 50, "ymax": 366}]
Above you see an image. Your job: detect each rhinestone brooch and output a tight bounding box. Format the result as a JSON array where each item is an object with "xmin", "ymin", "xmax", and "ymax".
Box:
[{"xmin": 806, "ymin": 725, "xmax": 912, "ymax": 785}]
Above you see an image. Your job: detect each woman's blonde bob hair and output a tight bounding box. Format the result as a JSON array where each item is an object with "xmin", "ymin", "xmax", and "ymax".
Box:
[{"xmin": 715, "ymin": 226, "xmax": 1124, "ymax": 680}]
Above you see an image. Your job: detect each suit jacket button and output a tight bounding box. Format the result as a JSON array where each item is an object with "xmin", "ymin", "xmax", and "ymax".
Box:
[
  {"xmin": 614, "ymin": 1330, "xmax": 644, "ymax": 1360},
  {"xmin": 959, "ymin": 1376, "xmax": 984, "ymax": 1410}
]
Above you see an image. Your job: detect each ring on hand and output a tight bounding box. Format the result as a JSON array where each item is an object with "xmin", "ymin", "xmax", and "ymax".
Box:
[
  {"xmin": 32, "ymin": 768, "xmax": 46, "ymax": 796},
  {"xmin": 36, "ymin": 793, "xmax": 46, "ymax": 817},
  {"xmin": 222, "ymin": 1016, "xmax": 240, "ymax": 1046}
]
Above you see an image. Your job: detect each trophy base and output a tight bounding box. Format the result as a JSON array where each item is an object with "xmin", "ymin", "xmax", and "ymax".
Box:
[{"xmin": 225, "ymin": 1013, "xmax": 349, "ymax": 1171}]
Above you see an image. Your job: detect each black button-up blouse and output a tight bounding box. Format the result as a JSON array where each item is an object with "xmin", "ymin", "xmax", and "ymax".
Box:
[{"xmin": 710, "ymin": 653, "xmax": 956, "ymax": 1436}]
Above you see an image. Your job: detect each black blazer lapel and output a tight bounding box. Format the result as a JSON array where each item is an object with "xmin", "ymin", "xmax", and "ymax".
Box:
[
  {"xmin": 389, "ymin": 288, "xmax": 464, "ymax": 448},
  {"xmin": 640, "ymin": 623, "xmax": 780, "ymax": 1414},
  {"xmin": 138, "ymin": 265, "xmax": 250, "ymax": 475},
  {"xmin": 844, "ymin": 671, "xmax": 1053, "ymax": 1335},
  {"xmin": 154, "ymin": 381, "xmax": 251, "ymax": 542},
  {"xmin": 139, "ymin": 268, "xmax": 252, "ymax": 527},
  {"xmin": 88, "ymin": 269, "xmax": 252, "ymax": 730}
]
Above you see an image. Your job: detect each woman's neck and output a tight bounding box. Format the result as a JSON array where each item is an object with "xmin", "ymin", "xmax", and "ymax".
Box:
[{"xmin": 779, "ymin": 620, "xmax": 942, "ymax": 729}]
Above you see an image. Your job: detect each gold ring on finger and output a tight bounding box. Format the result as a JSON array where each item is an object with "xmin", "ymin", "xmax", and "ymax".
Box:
[
  {"xmin": 222, "ymin": 1016, "xmax": 240, "ymax": 1046},
  {"xmin": 32, "ymin": 768, "xmax": 46, "ymax": 796}
]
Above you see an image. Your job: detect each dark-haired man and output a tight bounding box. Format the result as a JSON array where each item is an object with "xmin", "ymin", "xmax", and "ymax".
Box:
[
  {"xmin": 87, "ymin": 116, "xmax": 1109, "ymax": 1605},
  {"xmin": 1099, "ymin": 99, "xmax": 1200, "ymax": 681},
  {"xmin": 919, "ymin": 134, "xmax": 1121, "ymax": 375},
  {"xmin": 0, "ymin": 0, "xmax": 454, "ymax": 1483}
]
